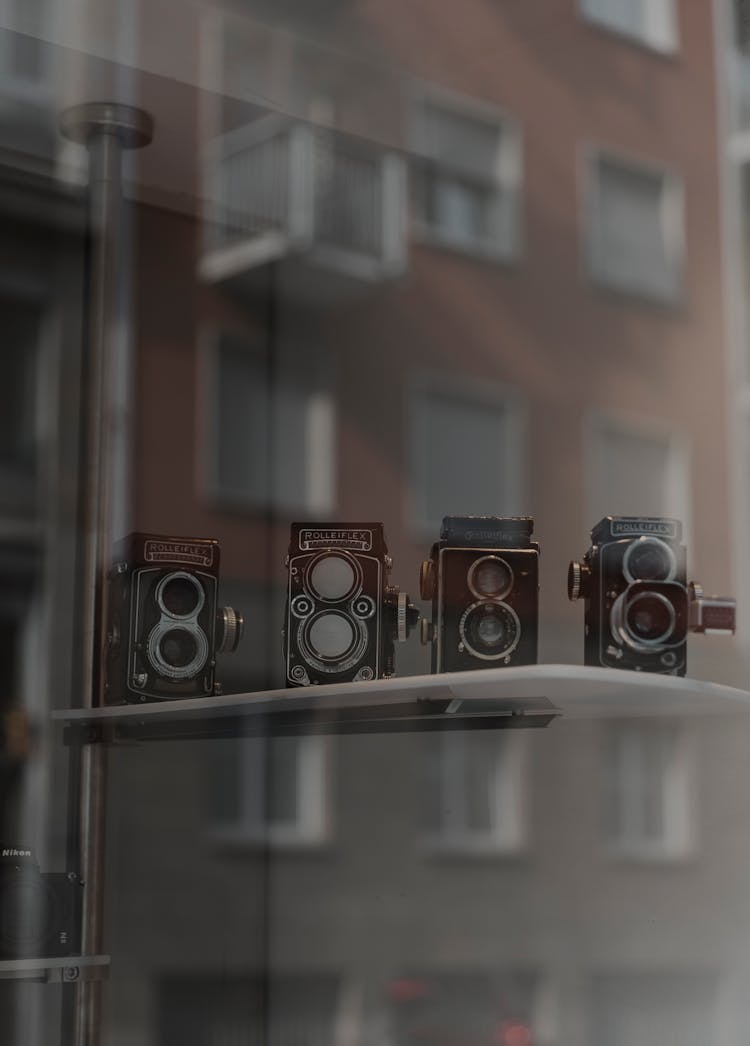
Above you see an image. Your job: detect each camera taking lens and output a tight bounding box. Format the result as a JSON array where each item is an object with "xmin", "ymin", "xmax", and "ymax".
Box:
[
  {"xmin": 568, "ymin": 516, "xmax": 736, "ymax": 675},
  {"xmin": 420, "ymin": 516, "xmax": 539, "ymax": 674},
  {"xmin": 284, "ymin": 523, "xmax": 418, "ymax": 686}
]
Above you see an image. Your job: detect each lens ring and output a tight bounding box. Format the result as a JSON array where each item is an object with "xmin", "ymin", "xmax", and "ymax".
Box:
[
  {"xmin": 305, "ymin": 552, "xmax": 361, "ymax": 603},
  {"xmin": 611, "ymin": 590, "xmax": 677, "ymax": 652},
  {"xmin": 297, "ymin": 610, "xmax": 368, "ymax": 674},
  {"xmin": 467, "ymin": 556, "xmax": 513, "ymax": 601},
  {"xmin": 147, "ymin": 621, "xmax": 209, "ymax": 680},
  {"xmin": 622, "ymin": 538, "xmax": 676, "ymax": 584},
  {"xmin": 155, "ymin": 571, "xmax": 205, "ymax": 619},
  {"xmin": 458, "ymin": 600, "xmax": 521, "ymax": 661}
]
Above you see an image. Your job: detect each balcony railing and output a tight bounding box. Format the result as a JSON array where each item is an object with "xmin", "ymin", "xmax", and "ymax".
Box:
[{"xmin": 200, "ymin": 114, "xmax": 406, "ymax": 295}]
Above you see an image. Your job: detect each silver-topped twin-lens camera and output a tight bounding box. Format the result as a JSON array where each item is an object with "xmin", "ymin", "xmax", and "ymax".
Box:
[
  {"xmin": 420, "ymin": 516, "xmax": 540, "ymax": 673},
  {"xmin": 568, "ymin": 516, "xmax": 736, "ymax": 675},
  {"xmin": 283, "ymin": 523, "xmax": 418, "ymax": 686},
  {"xmin": 105, "ymin": 532, "xmax": 243, "ymax": 703}
]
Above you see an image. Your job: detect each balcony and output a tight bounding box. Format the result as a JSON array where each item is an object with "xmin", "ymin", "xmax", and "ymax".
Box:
[{"xmin": 199, "ymin": 114, "xmax": 407, "ymax": 304}]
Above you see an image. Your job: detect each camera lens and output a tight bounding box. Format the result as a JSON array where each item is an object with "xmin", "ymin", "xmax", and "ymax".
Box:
[
  {"xmin": 156, "ymin": 571, "xmax": 204, "ymax": 618},
  {"xmin": 468, "ymin": 556, "xmax": 513, "ymax": 600},
  {"xmin": 477, "ymin": 614, "xmax": 505, "ymax": 646},
  {"xmin": 0, "ymin": 872, "xmax": 58, "ymax": 956},
  {"xmin": 459, "ymin": 601, "xmax": 521, "ymax": 661},
  {"xmin": 308, "ymin": 612, "xmax": 356, "ymax": 660},
  {"xmin": 159, "ymin": 628, "xmax": 198, "ymax": 669},
  {"xmin": 308, "ymin": 554, "xmax": 358, "ymax": 602},
  {"xmin": 147, "ymin": 621, "xmax": 209, "ymax": 681},
  {"xmin": 625, "ymin": 592, "xmax": 676, "ymax": 645},
  {"xmin": 623, "ymin": 538, "xmax": 675, "ymax": 583}
]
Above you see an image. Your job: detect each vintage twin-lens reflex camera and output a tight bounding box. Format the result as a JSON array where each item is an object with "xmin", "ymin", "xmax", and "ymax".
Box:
[
  {"xmin": 420, "ymin": 516, "xmax": 540, "ymax": 672},
  {"xmin": 283, "ymin": 523, "xmax": 418, "ymax": 686},
  {"xmin": 0, "ymin": 847, "xmax": 82, "ymax": 958},
  {"xmin": 568, "ymin": 516, "xmax": 736, "ymax": 675},
  {"xmin": 105, "ymin": 533, "xmax": 244, "ymax": 703}
]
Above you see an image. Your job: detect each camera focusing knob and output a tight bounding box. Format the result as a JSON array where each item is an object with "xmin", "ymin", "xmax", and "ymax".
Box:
[
  {"xmin": 217, "ymin": 607, "xmax": 244, "ymax": 653},
  {"xmin": 419, "ymin": 560, "xmax": 436, "ymax": 601},
  {"xmin": 420, "ymin": 618, "xmax": 434, "ymax": 645},
  {"xmin": 567, "ymin": 560, "xmax": 590, "ymax": 601}
]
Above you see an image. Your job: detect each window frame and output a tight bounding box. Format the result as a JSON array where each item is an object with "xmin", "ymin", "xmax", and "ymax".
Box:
[
  {"xmin": 406, "ymin": 370, "xmax": 527, "ymax": 540},
  {"xmin": 208, "ymin": 733, "xmax": 333, "ymax": 850},
  {"xmin": 578, "ymin": 0, "xmax": 680, "ymax": 55},
  {"xmin": 197, "ymin": 327, "xmax": 337, "ymax": 516},
  {"xmin": 419, "ymin": 729, "xmax": 528, "ymax": 857},
  {"xmin": 582, "ymin": 144, "xmax": 686, "ymax": 307},
  {"xmin": 583, "ymin": 409, "xmax": 692, "ymax": 547},
  {"xmin": 408, "ymin": 83, "xmax": 524, "ymax": 263},
  {"xmin": 602, "ymin": 719, "xmax": 696, "ymax": 861}
]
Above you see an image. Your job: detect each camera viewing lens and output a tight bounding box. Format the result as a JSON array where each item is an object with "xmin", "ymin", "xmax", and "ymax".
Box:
[
  {"xmin": 156, "ymin": 571, "xmax": 204, "ymax": 618},
  {"xmin": 625, "ymin": 593, "xmax": 676, "ymax": 645},
  {"xmin": 308, "ymin": 612, "xmax": 356, "ymax": 659},
  {"xmin": 468, "ymin": 556, "xmax": 513, "ymax": 600},
  {"xmin": 308, "ymin": 554, "xmax": 358, "ymax": 602},
  {"xmin": 459, "ymin": 601, "xmax": 521, "ymax": 661},
  {"xmin": 623, "ymin": 538, "xmax": 675, "ymax": 583},
  {"xmin": 159, "ymin": 628, "xmax": 198, "ymax": 669}
]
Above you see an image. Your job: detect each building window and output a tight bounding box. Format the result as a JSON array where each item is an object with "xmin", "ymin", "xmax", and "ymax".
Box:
[
  {"xmin": 160, "ymin": 974, "xmax": 341, "ymax": 1046},
  {"xmin": 603, "ymin": 720, "xmax": 693, "ymax": 858},
  {"xmin": 585, "ymin": 413, "xmax": 690, "ymax": 532},
  {"xmin": 202, "ymin": 332, "xmax": 336, "ymax": 514},
  {"xmin": 421, "ymin": 731, "xmax": 526, "ymax": 854},
  {"xmin": 590, "ymin": 971, "xmax": 717, "ymax": 1046},
  {"xmin": 411, "ymin": 92, "xmax": 522, "ymax": 260},
  {"xmin": 579, "ymin": 0, "xmax": 678, "ymax": 53},
  {"xmin": 408, "ymin": 375, "xmax": 525, "ymax": 537},
  {"xmin": 209, "ymin": 734, "xmax": 330, "ymax": 847},
  {"xmin": 388, "ymin": 971, "xmax": 537, "ymax": 1046},
  {"xmin": 586, "ymin": 151, "xmax": 684, "ymax": 304}
]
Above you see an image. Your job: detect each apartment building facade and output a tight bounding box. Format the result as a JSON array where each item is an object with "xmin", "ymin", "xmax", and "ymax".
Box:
[{"xmin": 2, "ymin": 1, "xmax": 750, "ymax": 1044}]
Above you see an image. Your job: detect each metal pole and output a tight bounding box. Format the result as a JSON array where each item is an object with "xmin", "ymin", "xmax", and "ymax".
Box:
[{"xmin": 60, "ymin": 102, "xmax": 153, "ymax": 1046}]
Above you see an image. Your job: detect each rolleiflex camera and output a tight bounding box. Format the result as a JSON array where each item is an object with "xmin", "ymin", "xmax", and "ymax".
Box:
[
  {"xmin": 0, "ymin": 848, "xmax": 82, "ymax": 958},
  {"xmin": 283, "ymin": 523, "xmax": 418, "ymax": 686},
  {"xmin": 420, "ymin": 516, "xmax": 539, "ymax": 672},
  {"xmin": 568, "ymin": 516, "xmax": 736, "ymax": 675},
  {"xmin": 105, "ymin": 533, "xmax": 244, "ymax": 703}
]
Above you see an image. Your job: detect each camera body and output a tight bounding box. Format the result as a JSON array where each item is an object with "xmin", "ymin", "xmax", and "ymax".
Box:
[
  {"xmin": 568, "ymin": 516, "xmax": 736, "ymax": 675},
  {"xmin": 105, "ymin": 533, "xmax": 243, "ymax": 704},
  {"xmin": 284, "ymin": 523, "xmax": 416, "ymax": 686},
  {"xmin": 0, "ymin": 848, "xmax": 82, "ymax": 958},
  {"xmin": 420, "ymin": 516, "xmax": 539, "ymax": 673}
]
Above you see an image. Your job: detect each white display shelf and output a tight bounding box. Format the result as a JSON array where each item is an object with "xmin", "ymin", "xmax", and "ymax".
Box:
[
  {"xmin": 53, "ymin": 665, "xmax": 750, "ymax": 743},
  {"xmin": 0, "ymin": 954, "xmax": 110, "ymax": 982}
]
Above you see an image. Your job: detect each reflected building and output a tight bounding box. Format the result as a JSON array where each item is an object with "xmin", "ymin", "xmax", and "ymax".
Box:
[{"xmin": 2, "ymin": 1, "xmax": 750, "ymax": 1045}]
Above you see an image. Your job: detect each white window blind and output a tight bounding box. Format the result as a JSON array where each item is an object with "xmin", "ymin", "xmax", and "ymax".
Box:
[
  {"xmin": 421, "ymin": 731, "xmax": 525, "ymax": 852},
  {"xmin": 604, "ymin": 721, "xmax": 692, "ymax": 857},
  {"xmin": 208, "ymin": 333, "xmax": 336, "ymax": 513},
  {"xmin": 580, "ymin": 0, "xmax": 678, "ymax": 52},
  {"xmin": 409, "ymin": 378, "xmax": 524, "ymax": 535},
  {"xmin": 586, "ymin": 416, "xmax": 689, "ymax": 530},
  {"xmin": 588, "ymin": 153, "xmax": 684, "ymax": 303}
]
